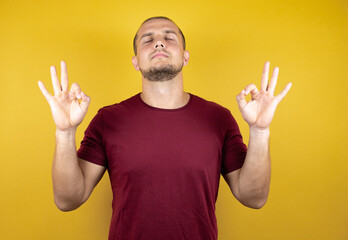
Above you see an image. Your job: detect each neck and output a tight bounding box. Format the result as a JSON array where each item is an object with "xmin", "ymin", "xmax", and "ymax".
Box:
[{"xmin": 141, "ymin": 72, "xmax": 190, "ymax": 109}]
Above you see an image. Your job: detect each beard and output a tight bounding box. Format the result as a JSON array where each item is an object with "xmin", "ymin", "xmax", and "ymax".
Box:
[{"xmin": 139, "ymin": 62, "xmax": 183, "ymax": 82}]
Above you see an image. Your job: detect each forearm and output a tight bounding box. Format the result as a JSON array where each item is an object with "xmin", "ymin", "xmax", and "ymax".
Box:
[
  {"xmin": 238, "ymin": 127, "xmax": 270, "ymax": 208},
  {"xmin": 52, "ymin": 129, "xmax": 84, "ymax": 211}
]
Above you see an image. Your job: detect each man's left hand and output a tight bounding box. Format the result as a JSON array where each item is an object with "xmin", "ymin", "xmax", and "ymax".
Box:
[{"xmin": 236, "ymin": 61, "xmax": 292, "ymax": 130}]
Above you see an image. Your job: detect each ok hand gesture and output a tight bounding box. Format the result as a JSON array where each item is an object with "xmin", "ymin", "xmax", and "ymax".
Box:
[
  {"xmin": 236, "ymin": 61, "xmax": 292, "ymax": 130},
  {"xmin": 38, "ymin": 61, "xmax": 91, "ymax": 132}
]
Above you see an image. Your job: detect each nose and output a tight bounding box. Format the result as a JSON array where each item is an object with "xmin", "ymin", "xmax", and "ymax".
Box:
[{"xmin": 154, "ymin": 41, "xmax": 165, "ymax": 49}]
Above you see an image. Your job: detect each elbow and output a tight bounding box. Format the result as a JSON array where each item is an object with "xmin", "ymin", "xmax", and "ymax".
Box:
[
  {"xmin": 240, "ymin": 197, "xmax": 268, "ymax": 209},
  {"xmin": 53, "ymin": 185, "xmax": 87, "ymax": 212},
  {"xmin": 249, "ymin": 197, "xmax": 268, "ymax": 209},
  {"xmin": 55, "ymin": 205, "xmax": 75, "ymax": 212},
  {"xmin": 54, "ymin": 199, "xmax": 76, "ymax": 212},
  {"xmin": 56, "ymin": 205, "xmax": 74, "ymax": 212},
  {"xmin": 54, "ymin": 195, "xmax": 84, "ymax": 212},
  {"xmin": 238, "ymin": 191, "xmax": 269, "ymax": 209}
]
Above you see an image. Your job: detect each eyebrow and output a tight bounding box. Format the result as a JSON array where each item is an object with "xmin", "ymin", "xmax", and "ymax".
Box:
[{"xmin": 140, "ymin": 30, "xmax": 178, "ymax": 40}]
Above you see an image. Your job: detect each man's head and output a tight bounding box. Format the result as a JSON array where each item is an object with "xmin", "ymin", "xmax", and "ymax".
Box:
[
  {"xmin": 132, "ymin": 16, "xmax": 189, "ymax": 82},
  {"xmin": 133, "ymin": 16, "xmax": 186, "ymax": 56}
]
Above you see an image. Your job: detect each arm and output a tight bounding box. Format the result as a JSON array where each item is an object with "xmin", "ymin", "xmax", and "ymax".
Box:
[
  {"xmin": 223, "ymin": 61, "xmax": 292, "ymax": 209},
  {"xmin": 53, "ymin": 129, "xmax": 106, "ymax": 211},
  {"xmin": 39, "ymin": 61, "xmax": 105, "ymax": 211},
  {"xmin": 223, "ymin": 128, "xmax": 270, "ymax": 209}
]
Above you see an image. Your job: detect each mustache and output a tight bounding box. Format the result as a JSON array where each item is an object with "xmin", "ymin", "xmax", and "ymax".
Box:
[{"xmin": 150, "ymin": 49, "xmax": 170, "ymax": 57}]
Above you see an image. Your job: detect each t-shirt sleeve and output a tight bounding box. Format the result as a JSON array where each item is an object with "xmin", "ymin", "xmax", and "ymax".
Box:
[
  {"xmin": 221, "ymin": 110, "xmax": 247, "ymax": 175},
  {"xmin": 77, "ymin": 109, "xmax": 108, "ymax": 168}
]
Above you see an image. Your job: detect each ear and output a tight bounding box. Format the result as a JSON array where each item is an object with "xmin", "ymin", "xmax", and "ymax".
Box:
[
  {"xmin": 132, "ymin": 56, "xmax": 139, "ymax": 71},
  {"xmin": 183, "ymin": 50, "xmax": 190, "ymax": 66}
]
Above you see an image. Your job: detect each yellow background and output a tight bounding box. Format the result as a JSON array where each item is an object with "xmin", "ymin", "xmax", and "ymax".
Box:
[{"xmin": 1, "ymin": 0, "xmax": 347, "ymax": 239}]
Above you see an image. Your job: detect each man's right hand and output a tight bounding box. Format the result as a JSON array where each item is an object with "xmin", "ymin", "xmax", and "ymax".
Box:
[{"xmin": 38, "ymin": 61, "xmax": 91, "ymax": 132}]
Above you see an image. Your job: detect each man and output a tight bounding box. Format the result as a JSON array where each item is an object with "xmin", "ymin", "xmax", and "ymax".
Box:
[{"xmin": 38, "ymin": 16, "xmax": 292, "ymax": 240}]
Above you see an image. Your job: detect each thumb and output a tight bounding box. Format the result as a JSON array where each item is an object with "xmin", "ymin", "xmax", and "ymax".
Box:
[
  {"xmin": 236, "ymin": 89, "xmax": 247, "ymax": 110},
  {"xmin": 80, "ymin": 91, "xmax": 91, "ymax": 113},
  {"xmin": 38, "ymin": 81, "xmax": 54, "ymax": 106}
]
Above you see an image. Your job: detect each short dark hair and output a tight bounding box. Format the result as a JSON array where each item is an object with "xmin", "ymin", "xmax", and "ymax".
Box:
[{"xmin": 133, "ymin": 16, "xmax": 186, "ymax": 55}]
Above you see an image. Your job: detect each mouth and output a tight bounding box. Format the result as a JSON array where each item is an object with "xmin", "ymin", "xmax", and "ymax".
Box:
[{"xmin": 151, "ymin": 52, "xmax": 169, "ymax": 59}]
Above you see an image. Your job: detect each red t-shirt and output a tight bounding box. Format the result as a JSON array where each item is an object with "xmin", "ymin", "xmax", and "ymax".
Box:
[{"xmin": 77, "ymin": 92, "xmax": 247, "ymax": 240}]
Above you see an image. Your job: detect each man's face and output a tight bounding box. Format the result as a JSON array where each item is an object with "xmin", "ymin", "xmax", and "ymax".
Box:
[{"xmin": 132, "ymin": 19, "xmax": 189, "ymax": 81}]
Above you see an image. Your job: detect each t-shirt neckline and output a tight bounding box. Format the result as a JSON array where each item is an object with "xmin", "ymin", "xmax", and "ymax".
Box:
[{"xmin": 137, "ymin": 92, "xmax": 193, "ymax": 112}]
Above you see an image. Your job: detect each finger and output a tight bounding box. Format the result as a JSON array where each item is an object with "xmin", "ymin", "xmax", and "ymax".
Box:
[
  {"xmin": 38, "ymin": 81, "xmax": 53, "ymax": 103},
  {"xmin": 61, "ymin": 60, "xmax": 69, "ymax": 91},
  {"xmin": 70, "ymin": 82, "xmax": 82, "ymax": 100},
  {"xmin": 268, "ymin": 66, "xmax": 279, "ymax": 96},
  {"xmin": 236, "ymin": 89, "xmax": 247, "ymax": 109},
  {"xmin": 244, "ymin": 84, "xmax": 258, "ymax": 95},
  {"xmin": 275, "ymin": 82, "xmax": 292, "ymax": 103},
  {"xmin": 260, "ymin": 61, "xmax": 270, "ymax": 91},
  {"xmin": 80, "ymin": 91, "xmax": 91, "ymax": 113},
  {"xmin": 50, "ymin": 66, "xmax": 61, "ymax": 96}
]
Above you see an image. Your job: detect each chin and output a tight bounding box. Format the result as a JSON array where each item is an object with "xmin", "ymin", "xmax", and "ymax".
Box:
[{"xmin": 152, "ymin": 63, "xmax": 173, "ymax": 70}]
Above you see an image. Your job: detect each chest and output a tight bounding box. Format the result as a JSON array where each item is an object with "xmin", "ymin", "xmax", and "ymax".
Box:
[{"xmin": 104, "ymin": 112, "xmax": 224, "ymax": 182}]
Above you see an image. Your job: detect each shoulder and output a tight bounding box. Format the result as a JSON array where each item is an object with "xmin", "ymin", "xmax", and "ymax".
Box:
[
  {"xmin": 191, "ymin": 93, "xmax": 232, "ymax": 116},
  {"xmin": 191, "ymin": 93, "xmax": 240, "ymax": 130},
  {"xmin": 97, "ymin": 92, "xmax": 141, "ymax": 115}
]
